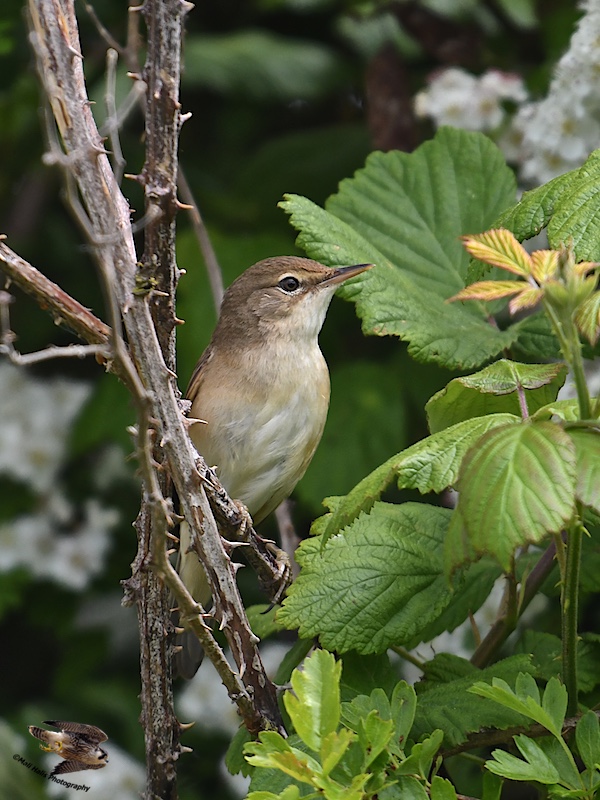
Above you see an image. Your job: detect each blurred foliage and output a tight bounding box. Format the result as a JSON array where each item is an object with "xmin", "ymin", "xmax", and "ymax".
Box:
[{"xmin": 0, "ymin": 0, "xmax": 589, "ymax": 798}]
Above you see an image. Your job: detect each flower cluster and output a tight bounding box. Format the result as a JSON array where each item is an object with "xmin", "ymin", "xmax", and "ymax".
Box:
[
  {"xmin": 414, "ymin": 0, "xmax": 600, "ymax": 186},
  {"xmin": 414, "ymin": 67, "xmax": 527, "ymax": 133},
  {"xmin": 0, "ymin": 363, "xmax": 117, "ymax": 590},
  {"xmin": 509, "ymin": 0, "xmax": 600, "ymax": 183}
]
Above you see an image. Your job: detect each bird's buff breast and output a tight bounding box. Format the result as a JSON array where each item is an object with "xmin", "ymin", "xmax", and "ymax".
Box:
[{"xmin": 189, "ymin": 349, "xmax": 330, "ymax": 520}]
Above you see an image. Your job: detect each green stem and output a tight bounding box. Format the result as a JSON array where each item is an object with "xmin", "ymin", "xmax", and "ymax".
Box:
[{"xmin": 563, "ymin": 515, "xmax": 583, "ymax": 716}]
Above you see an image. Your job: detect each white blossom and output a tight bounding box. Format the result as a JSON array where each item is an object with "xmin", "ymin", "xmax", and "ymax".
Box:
[
  {"xmin": 0, "ymin": 363, "xmax": 91, "ymax": 493},
  {"xmin": 0, "ymin": 496, "xmax": 116, "ymax": 590},
  {"xmin": 414, "ymin": 67, "xmax": 526, "ymax": 132}
]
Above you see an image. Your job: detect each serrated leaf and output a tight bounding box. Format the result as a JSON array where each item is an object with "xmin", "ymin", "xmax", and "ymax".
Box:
[
  {"xmin": 575, "ymin": 289, "xmax": 600, "ymax": 345},
  {"xmin": 451, "ymin": 279, "xmax": 525, "ymax": 302},
  {"xmin": 569, "ymin": 429, "xmax": 600, "ymax": 513},
  {"xmin": 245, "ymin": 732, "xmax": 320, "ymax": 783},
  {"xmin": 412, "ymin": 655, "xmax": 535, "ymax": 746},
  {"xmin": 547, "ymin": 149, "xmax": 600, "ymax": 260},
  {"xmin": 284, "ymin": 650, "xmax": 342, "ymax": 753},
  {"xmin": 323, "ymin": 413, "xmax": 520, "ymax": 540},
  {"xmin": 462, "ymin": 229, "xmax": 532, "ymax": 276},
  {"xmin": 339, "ymin": 651, "xmax": 400, "ymax": 700},
  {"xmin": 516, "ymin": 630, "xmax": 600, "ymax": 693},
  {"xmin": 426, "ymin": 361, "xmax": 567, "ymax": 433},
  {"xmin": 512, "ymin": 313, "xmax": 561, "ymax": 361},
  {"xmin": 418, "ymin": 557, "xmax": 502, "ymax": 643},
  {"xmin": 445, "ymin": 421, "xmax": 577, "ymax": 572},
  {"xmin": 576, "ymin": 710, "xmax": 600, "ymax": 772},
  {"xmin": 281, "ymin": 127, "xmax": 517, "ymax": 370},
  {"xmin": 279, "ymin": 503, "xmax": 456, "ymax": 653},
  {"xmin": 496, "ymin": 170, "xmax": 580, "ymax": 242}
]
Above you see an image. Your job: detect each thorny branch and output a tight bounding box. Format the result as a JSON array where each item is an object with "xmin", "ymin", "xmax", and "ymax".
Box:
[{"xmin": 19, "ymin": 2, "xmax": 285, "ymax": 788}]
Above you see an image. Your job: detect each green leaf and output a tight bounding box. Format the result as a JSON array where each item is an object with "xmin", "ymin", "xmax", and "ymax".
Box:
[
  {"xmin": 320, "ymin": 729, "xmax": 355, "ymax": 776},
  {"xmin": 396, "ymin": 729, "xmax": 444, "ymax": 778},
  {"xmin": 547, "ymin": 149, "xmax": 600, "ymax": 260},
  {"xmin": 245, "ymin": 732, "xmax": 320, "ymax": 783},
  {"xmin": 486, "ymin": 735, "xmax": 561, "ymax": 784},
  {"xmin": 569, "ymin": 429, "xmax": 600, "ymax": 513},
  {"xmin": 275, "ymin": 638, "xmax": 314, "ymax": 685},
  {"xmin": 532, "ymin": 399, "xmax": 581, "ymax": 422},
  {"xmin": 247, "ymin": 735, "xmax": 315, "ymax": 797},
  {"xmin": 383, "ymin": 777, "xmax": 429, "ymax": 800},
  {"xmin": 536, "ymin": 736, "xmax": 582, "ymax": 790},
  {"xmin": 575, "ymin": 290, "xmax": 600, "ymax": 346},
  {"xmin": 430, "ymin": 776, "xmax": 458, "ymax": 800},
  {"xmin": 281, "ymin": 128, "xmax": 518, "ymax": 370},
  {"xmin": 284, "ymin": 650, "xmax": 342, "ymax": 753},
  {"xmin": 496, "ymin": 171, "xmax": 577, "ymax": 242},
  {"xmin": 469, "ymin": 675, "xmax": 567, "ymax": 738},
  {"xmin": 342, "ymin": 681, "xmax": 416, "ymax": 756},
  {"xmin": 412, "ymin": 655, "xmax": 535, "ymax": 746},
  {"xmin": 357, "ymin": 711, "xmax": 395, "ymax": 769},
  {"xmin": 445, "ymin": 421, "xmax": 577, "ymax": 572},
  {"xmin": 512, "ymin": 313, "xmax": 561, "ymax": 361},
  {"xmin": 322, "ymin": 413, "xmax": 520, "ymax": 541},
  {"xmin": 482, "ymin": 771, "xmax": 504, "ymax": 800},
  {"xmin": 339, "ymin": 652, "xmax": 400, "ymax": 700},
  {"xmin": 498, "ymin": 149, "xmax": 600, "ymax": 261},
  {"xmin": 279, "ymin": 503, "xmax": 457, "ymax": 653},
  {"xmin": 426, "ymin": 361, "xmax": 568, "ymax": 433},
  {"xmin": 183, "ymin": 31, "xmax": 343, "ymax": 100},
  {"xmin": 576, "ymin": 710, "xmax": 600, "ymax": 772},
  {"xmin": 247, "ymin": 788, "xmax": 303, "ymax": 800},
  {"xmin": 225, "ymin": 725, "xmax": 254, "ymax": 777},
  {"xmin": 418, "ymin": 558, "xmax": 502, "ymax": 643}
]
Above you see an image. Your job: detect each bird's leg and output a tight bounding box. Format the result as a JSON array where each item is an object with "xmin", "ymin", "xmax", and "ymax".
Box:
[{"xmin": 197, "ymin": 463, "xmax": 293, "ymax": 603}]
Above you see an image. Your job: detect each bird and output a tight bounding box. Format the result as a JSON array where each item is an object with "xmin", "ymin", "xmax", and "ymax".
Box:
[
  {"xmin": 175, "ymin": 256, "xmax": 372, "ymax": 677},
  {"xmin": 28, "ymin": 720, "xmax": 109, "ymax": 776}
]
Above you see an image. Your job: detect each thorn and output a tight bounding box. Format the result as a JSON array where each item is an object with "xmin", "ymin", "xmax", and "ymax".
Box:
[
  {"xmin": 180, "ymin": 111, "xmax": 192, "ymax": 124},
  {"xmin": 174, "ymin": 316, "xmax": 185, "ymax": 326},
  {"xmin": 183, "ymin": 416, "xmax": 208, "ymax": 428},
  {"xmin": 166, "ymin": 532, "xmax": 179, "ymax": 542},
  {"xmin": 166, "ymin": 548, "xmax": 177, "ymax": 556},
  {"xmin": 126, "ymin": 71, "xmax": 142, "ymax": 81},
  {"xmin": 174, "ymin": 626, "xmax": 185, "ymax": 635},
  {"xmin": 125, "ymin": 172, "xmax": 144, "ymax": 183},
  {"xmin": 176, "ymin": 199, "xmax": 193, "ymax": 211},
  {"xmin": 172, "ymin": 645, "xmax": 183, "ymax": 654},
  {"xmin": 179, "ymin": 720, "xmax": 196, "ymax": 731},
  {"xmin": 180, "ymin": 745, "xmax": 194, "ymax": 754}
]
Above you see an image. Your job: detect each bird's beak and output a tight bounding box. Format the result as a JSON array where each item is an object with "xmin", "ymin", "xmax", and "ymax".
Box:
[{"xmin": 320, "ymin": 263, "xmax": 374, "ymax": 286}]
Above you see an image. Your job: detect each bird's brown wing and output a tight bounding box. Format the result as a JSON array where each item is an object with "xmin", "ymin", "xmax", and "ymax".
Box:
[
  {"xmin": 185, "ymin": 345, "xmax": 213, "ymax": 400},
  {"xmin": 44, "ymin": 721, "xmax": 108, "ymax": 744},
  {"xmin": 52, "ymin": 759, "xmax": 106, "ymax": 775}
]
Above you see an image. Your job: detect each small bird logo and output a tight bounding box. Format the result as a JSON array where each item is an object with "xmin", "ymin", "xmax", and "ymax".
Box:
[{"xmin": 28, "ymin": 720, "xmax": 109, "ymax": 776}]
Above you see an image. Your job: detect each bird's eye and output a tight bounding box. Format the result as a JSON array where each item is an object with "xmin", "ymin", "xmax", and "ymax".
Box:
[{"xmin": 278, "ymin": 275, "xmax": 301, "ymax": 293}]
